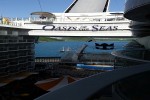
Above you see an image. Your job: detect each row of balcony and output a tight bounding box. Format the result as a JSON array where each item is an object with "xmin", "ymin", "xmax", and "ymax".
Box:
[
  {"xmin": 0, "ymin": 58, "xmax": 34, "ymax": 68},
  {"xmin": 0, "ymin": 51, "xmax": 34, "ymax": 56},
  {"xmin": 0, "ymin": 62, "xmax": 34, "ymax": 76},
  {"xmin": 0, "ymin": 39, "xmax": 35, "ymax": 44},
  {"xmin": 0, "ymin": 46, "xmax": 34, "ymax": 52},
  {"xmin": 0, "ymin": 55, "xmax": 34, "ymax": 61}
]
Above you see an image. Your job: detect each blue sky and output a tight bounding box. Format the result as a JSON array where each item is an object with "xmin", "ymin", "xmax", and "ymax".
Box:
[{"xmin": 0, "ymin": 0, "xmax": 125, "ymax": 18}]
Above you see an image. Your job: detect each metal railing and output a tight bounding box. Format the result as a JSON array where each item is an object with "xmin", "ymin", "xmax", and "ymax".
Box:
[
  {"xmin": 111, "ymin": 49, "xmax": 150, "ymax": 63},
  {"xmin": 0, "ymin": 12, "xmax": 130, "ymax": 27},
  {"xmin": 35, "ymin": 63, "xmax": 150, "ymax": 100}
]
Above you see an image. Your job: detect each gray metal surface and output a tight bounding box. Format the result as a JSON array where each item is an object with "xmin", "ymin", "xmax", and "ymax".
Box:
[{"xmin": 65, "ymin": 0, "xmax": 109, "ymax": 13}]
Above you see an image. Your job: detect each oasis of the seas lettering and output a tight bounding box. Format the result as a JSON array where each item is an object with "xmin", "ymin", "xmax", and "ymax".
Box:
[
  {"xmin": 43, "ymin": 25, "xmax": 118, "ymax": 31},
  {"xmin": 42, "ymin": 25, "xmax": 77, "ymax": 31},
  {"xmin": 92, "ymin": 25, "xmax": 118, "ymax": 31}
]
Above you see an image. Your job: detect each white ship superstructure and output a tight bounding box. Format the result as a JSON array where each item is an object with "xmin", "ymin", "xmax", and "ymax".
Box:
[
  {"xmin": 0, "ymin": 0, "xmax": 131, "ymax": 37},
  {"xmin": 1, "ymin": 12, "xmax": 131, "ymax": 37}
]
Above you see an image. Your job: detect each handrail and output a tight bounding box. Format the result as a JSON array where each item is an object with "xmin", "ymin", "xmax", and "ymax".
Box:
[
  {"xmin": 0, "ymin": 13, "xmax": 129, "ymax": 25},
  {"xmin": 111, "ymin": 50, "xmax": 150, "ymax": 63},
  {"xmin": 35, "ymin": 63, "xmax": 150, "ymax": 100}
]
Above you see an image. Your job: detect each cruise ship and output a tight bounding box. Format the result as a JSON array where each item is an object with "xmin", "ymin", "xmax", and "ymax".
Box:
[
  {"xmin": 2, "ymin": 0, "xmax": 150, "ymax": 100},
  {"xmin": 0, "ymin": 0, "xmax": 131, "ymax": 37}
]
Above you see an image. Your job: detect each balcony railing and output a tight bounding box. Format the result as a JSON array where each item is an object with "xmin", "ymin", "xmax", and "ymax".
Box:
[
  {"xmin": 35, "ymin": 63, "xmax": 150, "ymax": 100},
  {"xmin": 112, "ymin": 49, "xmax": 150, "ymax": 63},
  {"xmin": 0, "ymin": 12, "xmax": 130, "ymax": 27}
]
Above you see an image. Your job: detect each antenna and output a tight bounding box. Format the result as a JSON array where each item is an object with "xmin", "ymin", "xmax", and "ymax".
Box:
[{"xmin": 37, "ymin": 0, "xmax": 42, "ymax": 12}]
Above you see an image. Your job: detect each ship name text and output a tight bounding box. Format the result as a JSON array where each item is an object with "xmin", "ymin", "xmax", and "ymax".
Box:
[{"xmin": 42, "ymin": 25, "xmax": 118, "ymax": 31}]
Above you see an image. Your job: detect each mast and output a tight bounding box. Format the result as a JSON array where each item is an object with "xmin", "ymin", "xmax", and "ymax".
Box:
[{"xmin": 37, "ymin": 0, "xmax": 43, "ymax": 12}]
